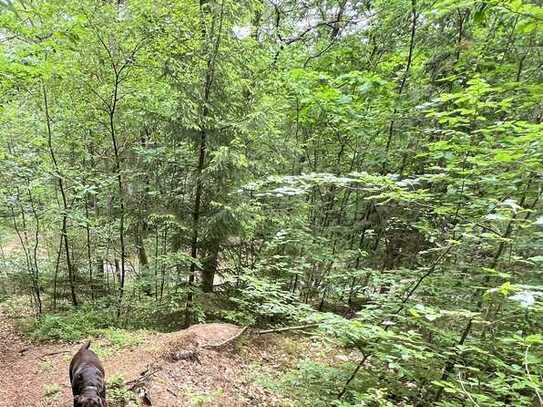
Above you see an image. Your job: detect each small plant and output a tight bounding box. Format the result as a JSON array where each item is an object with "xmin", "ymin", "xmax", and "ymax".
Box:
[
  {"xmin": 95, "ymin": 327, "xmax": 146, "ymax": 349},
  {"xmin": 107, "ymin": 374, "xmax": 138, "ymax": 407},
  {"xmin": 39, "ymin": 359, "xmax": 54, "ymax": 373},
  {"xmin": 91, "ymin": 328, "xmax": 146, "ymax": 358},
  {"xmin": 43, "ymin": 384, "xmax": 61, "ymax": 400},
  {"xmin": 188, "ymin": 389, "xmax": 224, "ymax": 406},
  {"xmin": 27, "ymin": 305, "xmax": 115, "ymax": 342}
]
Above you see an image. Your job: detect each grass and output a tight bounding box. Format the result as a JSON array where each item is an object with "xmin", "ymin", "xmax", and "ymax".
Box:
[
  {"xmin": 188, "ymin": 389, "xmax": 225, "ymax": 406},
  {"xmin": 4, "ymin": 300, "xmax": 150, "ymax": 354},
  {"xmin": 39, "ymin": 359, "xmax": 54, "ymax": 373},
  {"xmin": 91, "ymin": 327, "xmax": 147, "ymax": 358},
  {"xmin": 25, "ymin": 305, "xmax": 116, "ymax": 342},
  {"xmin": 43, "ymin": 383, "xmax": 61, "ymax": 400}
]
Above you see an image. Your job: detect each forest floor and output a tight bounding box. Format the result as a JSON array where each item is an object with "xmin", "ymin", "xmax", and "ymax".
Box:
[{"xmin": 0, "ymin": 308, "xmax": 305, "ymax": 406}]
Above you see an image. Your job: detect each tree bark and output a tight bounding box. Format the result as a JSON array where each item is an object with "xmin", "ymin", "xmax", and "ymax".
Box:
[
  {"xmin": 108, "ymin": 74, "xmax": 127, "ymax": 318},
  {"xmin": 42, "ymin": 84, "xmax": 78, "ymax": 307},
  {"xmin": 184, "ymin": 0, "xmax": 225, "ymax": 327},
  {"xmin": 201, "ymin": 241, "xmax": 219, "ymax": 293},
  {"xmin": 382, "ymin": 0, "xmax": 418, "ymax": 174},
  {"xmin": 85, "ymin": 195, "xmax": 94, "ymax": 301},
  {"xmin": 27, "ymin": 187, "xmax": 43, "ymax": 315}
]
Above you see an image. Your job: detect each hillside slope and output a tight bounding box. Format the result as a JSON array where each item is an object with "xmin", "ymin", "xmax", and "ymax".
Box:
[{"xmin": 0, "ymin": 310, "xmax": 287, "ymax": 406}]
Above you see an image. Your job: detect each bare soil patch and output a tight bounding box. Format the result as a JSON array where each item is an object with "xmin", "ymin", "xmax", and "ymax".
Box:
[{"xmin": 0, "ymin": 311, "xmax": 288, "ymax": 406}]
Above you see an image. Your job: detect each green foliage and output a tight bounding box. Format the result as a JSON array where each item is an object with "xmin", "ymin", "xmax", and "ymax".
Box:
[
  {"xmin": 0, "ymin": 0, "xmax": 542, "ymax": 405},
  {"xmin": 224, "ymin": 274, "xmax": 313, "ymax": 326},
  {"xmin": 278, "ymin": 359, "xmax": 349, "ymax": 407},
  {"xmin": 188, "ymin": 389, "xmax": 225, "ymax": 406},
  {"xmin": 43, "ymin": 383, "xmax": 61, "ymax": 400},
  {"xmin": 106, "ymin": 375, "xmax": 139, "ymax": 407},
  {"xmin": 27, "ymin": 305, "xmax": 114, "ymax": 342}
]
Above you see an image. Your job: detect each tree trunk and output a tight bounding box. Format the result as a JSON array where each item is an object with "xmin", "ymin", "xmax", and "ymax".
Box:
[
  {"xmin": 10, "ymin": 203, "xmax": 41, "ymax": 315},
  {"xmin": 382, "ymin": 0, "xmax": 418, "ymax": 174},
  {"xmin": 42, "ymin": 84, "xmax": 78, "ymax": 307},
  {"xmin": 201, "ymin": 242, "xmax": 219, "ymax": 293},
  {"xmin": 85, "ymin": 196, "xmax": 94, "ymax": 301},
  {"xmin": 108, "ymin": 75, "xmax": 127, "ymax": 317},
  {"xmin": 53, "ymin": 235, "xmax": 63, "ymax": 311},
  {"xmin": 27, "ymin": 187, "xmax": 43, "ymax": 315},
  {"xmin": 184, "ymin": 0, "xmax": 225, "ymax": 327}
]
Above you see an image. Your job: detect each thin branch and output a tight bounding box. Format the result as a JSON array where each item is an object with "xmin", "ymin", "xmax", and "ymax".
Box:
[
  {"xmin": 39, "ymin": 350, "xmax": 71, "ymax": 361},
  {"xmin": 258, "ymin": 324, "xmax": 319, "ymax": 335},
  {"xmin": 524, "ymin": 345, "xmax": 543, "ymax": 406},
  {"xmin": 283, "ymin": 19, "xmax": 344, "ymax": 45},
  {"xmin": 500, "ymin": 4, "xmax": 543, "ymax": 23},
  {"xmin": 304, "ymin": 40, "xmax": 337, "ymax": 67},
  {"xmin": 95, "ymin": 30, "xmax": 118, "ymax": 75},
  {"xmin": 392, "ymin": 244, "xmax": 453, "ymax": 317},
  {"xmin": 337, "ymin": 353, "xmax": 369, "ymax": 399},
  {"xmin": 457, "ymin": 372, "xmax": 480, "ymax": 407},
  {"xmin": 117, "ymin": 38, "xmax": 147, "ymax": 79}
]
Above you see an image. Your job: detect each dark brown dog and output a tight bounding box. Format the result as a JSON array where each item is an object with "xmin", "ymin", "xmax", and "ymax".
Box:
[{"xmin": 69, "ymin": 341, "xmax": 107, "ymax": 407}]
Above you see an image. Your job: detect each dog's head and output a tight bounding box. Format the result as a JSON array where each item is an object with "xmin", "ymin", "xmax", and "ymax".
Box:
[{"xmin": 74, "ymin": 394, "xmax": 105, "ymax": 407}]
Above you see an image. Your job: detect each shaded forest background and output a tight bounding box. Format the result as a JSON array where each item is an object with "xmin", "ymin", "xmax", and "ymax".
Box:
[{"xmin": 0, "ymin": 0, "xmax": 542, "ymax": 405}]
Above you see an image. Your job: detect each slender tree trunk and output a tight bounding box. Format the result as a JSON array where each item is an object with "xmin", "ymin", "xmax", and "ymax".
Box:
[
  {"xmin": 382, "ymin": 0, "xmax": 417, "ymax": 174},
  {"xmin": 115, "ymin": 258, "xmax": 121, "ymax": 288},
  {"xmin": 185, "ymin": 126, "xmax": 207, "ymax": 326},
  {"xmin": 42, "ymin": 84, "xmax": 78, "ymax": 307},
  {"xmin": 10, "ymin": 204, "xmax": 41, "ymax": 315},
  {"xmin": 160, "ymin": 226, "xmax": 168, "ymax": 302},
  {"xmin": 52, "ymin": 235, "xmax": 63, "ymax": 311},
  {"xmin": 108, "ymin": 75, "xmax": 127, "ymax": 317},
  {"xmin": 136, "ymin": 226, "xmax": 149, "ymax": 269},
  {"xmin": 27, "ymin": 187, "xmax": 43, "ymax": 315},
  {"xmin": 184, "ymin": 0, "xmax": 225, "ymax": 327},
  {"xmin": 154, "ymin": 225, "xmax": 159, "ymax": 301},
  {"xmin": 85, "ymin": 196, "xmax": 94, "ymax": 301},
  {"xmin": 136, "ymin": 223, "xmax": 151, "ymax": 296},
  {"xmin": 455, "ymin": 10, "xmax": 469, "ymax": 63},
  {"xmin": 433, "ymin": 177, "xmax": 534, "ymax": 402},
  {"xmin": 202, "ymin": 241, "xmax": 219, "ymax": 293}
]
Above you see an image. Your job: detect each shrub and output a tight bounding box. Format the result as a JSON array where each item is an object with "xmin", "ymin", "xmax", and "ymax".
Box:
[{"xmin": 28, "ymin": 305, "xmax": 115, "ymax": 342}]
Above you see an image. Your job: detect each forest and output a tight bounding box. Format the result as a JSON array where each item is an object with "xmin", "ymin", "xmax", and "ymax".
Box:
[{"xmin": 0, "ymin": 0, "xmax": 542, "ymax": 406}]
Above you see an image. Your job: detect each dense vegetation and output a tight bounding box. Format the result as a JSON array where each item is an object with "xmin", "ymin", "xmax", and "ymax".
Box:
[{"xmin": 0, "ymin": 0, "xmax": 542, "ymax": 405}]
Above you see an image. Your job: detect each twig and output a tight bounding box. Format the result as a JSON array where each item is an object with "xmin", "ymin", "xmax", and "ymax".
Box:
[
  {"xmin": 457, "ymin": 372, "xmax": 480, "ymax": 407},
  {"xmin": 125, "ymin": 365, "xmax": 162, "ymax": 390},
  {"xmin": 304, "ymin": 40, "xmax": 337, "ymax": 67},
  {"xmin": 337, "ymin": 353, "xmax": 369, "ymax": 399},
  {"xmin": 392, "ymin": 244, "xmax": 453, "ymax": 317},
  {"xmin": 524, "ymin": 345, "xmax": 543, "ymax": 406},
  {"xmin": 39, "ymin": 350, "xmax": 71, "ymax": 360},
  {"xmin": 339, "ymin": 244, "xmax": 452, "ymax": 400},
  {"xmin": 257, "ymin": 323, "xmax": 319, "ymax": 335}
]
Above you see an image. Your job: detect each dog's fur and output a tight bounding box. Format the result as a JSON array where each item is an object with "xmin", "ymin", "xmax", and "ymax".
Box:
[{"xmin": 69, "ymin": 341, "xmax": 107, "ymax": 407}]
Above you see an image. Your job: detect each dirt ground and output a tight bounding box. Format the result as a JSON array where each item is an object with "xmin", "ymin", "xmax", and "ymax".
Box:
[{"xmin": 0, "ymin": 309, "xmax": 289, "ymax": 407}]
